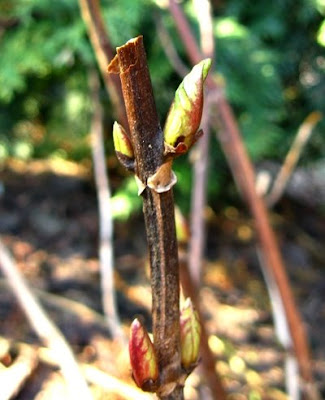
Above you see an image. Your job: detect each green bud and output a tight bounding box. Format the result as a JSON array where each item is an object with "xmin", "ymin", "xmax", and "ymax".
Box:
[
  {"xmin": 175, "ymin": 206, "xmax": 189, "ymax": 244},
  {"xmin": 164, "ymin": 59, "xmax": 211, "ymax": 154},
  {"xmin": 113, "ymin": 121, "xmax": 135, "ymax": 170},
  {"xmin": 129, "ymin": 318, "xmax": 159, "ymax": 392},
  {"xmin": 180, "ymin": 298, "xmax": 201, "ymax": 370}
]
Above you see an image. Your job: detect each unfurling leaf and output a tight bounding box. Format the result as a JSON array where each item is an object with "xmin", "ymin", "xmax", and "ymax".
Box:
[
  {"xmin": 180, "ymin": 298, "xmax": 201, "ymax": 369},
  {"xmin": 129, "ymin": 318, "xmax": 159, "ymax": 391},
  {"xmin": 113, "ymin": 121, "xmax": 135, "ymax": 170},
  {"xmin": 164, "ymin": 59, "xmax": 211, "ymax": 155}
]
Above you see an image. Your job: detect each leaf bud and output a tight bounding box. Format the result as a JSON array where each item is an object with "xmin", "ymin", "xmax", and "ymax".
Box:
[
  {"xmin": 164, "ymin": 59, "xmax": 211, "ymax": 154},
  {"xmin": 129, "ymin": 318, "xmax": 159, "ymax": 391},
  {"xmin": 113, "ymin": 121, "xmax": 135, "ymax": 170},
  {"xmin": 180, "ymin": 298, "xmax": 201, "ymax": 369}
]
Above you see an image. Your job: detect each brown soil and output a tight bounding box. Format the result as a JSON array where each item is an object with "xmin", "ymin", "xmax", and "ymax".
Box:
[{"xmin": 0, "ymin": 161, "xmax": 324, "ymax": 399}]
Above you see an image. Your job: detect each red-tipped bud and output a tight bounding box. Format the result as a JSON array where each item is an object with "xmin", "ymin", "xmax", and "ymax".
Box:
[
  {"xmin": 129, "ymin": 318, "xmax": 159, "ymax": 391},
  {"xmin": 164, "ymin": 59, "xmax": 211, "ymax": 155},
  {"xmin": 180, "ymin": 298, "xmax": 201, "ymax": 369}
]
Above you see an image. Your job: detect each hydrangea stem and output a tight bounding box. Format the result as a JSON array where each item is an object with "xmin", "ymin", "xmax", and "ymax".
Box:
[{"xmin": 108, "ymin": 36, "xmax": 183, "ymax": 399}]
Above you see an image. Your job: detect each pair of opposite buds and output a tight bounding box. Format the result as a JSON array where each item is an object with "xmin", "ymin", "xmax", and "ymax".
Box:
[
  {"xmin": 113, "ymin": 58, "xmax": 212, "ymax": 174},
  {"xmin": 129, "ymin": 298, "xmax": 201, "ymax": 392}
]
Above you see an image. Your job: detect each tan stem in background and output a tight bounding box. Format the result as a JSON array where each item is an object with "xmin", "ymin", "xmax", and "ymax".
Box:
[
  {"xmin": 168, "ymin": 1, "xmax": 319, "ymax": 398},
  {"xmin": 188, "ymin": 0, "xmax": 215, "ymax": 287},
  {"xmin": 0, "ymin": 239, "xmax": 93, "ymax": 400},
  {"xmin": 78, "ymin": 0, "xmax": 128, "ymax": 129},
  {"xmin": 266, "ymin": 111, "xmax": 322, "ymax": 207},
  {"xmin": 89, "ymin": 69, "xmax": 124, "ymax": 341}
]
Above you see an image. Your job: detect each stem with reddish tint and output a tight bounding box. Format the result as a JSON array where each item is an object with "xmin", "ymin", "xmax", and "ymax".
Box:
[
  {"xmin": 78, "ymin": 0, "xmax": 127, "ymax": 128},
  {"xmin": 168, "ymin": 0, "xmax": 317, "ymax": 397}
]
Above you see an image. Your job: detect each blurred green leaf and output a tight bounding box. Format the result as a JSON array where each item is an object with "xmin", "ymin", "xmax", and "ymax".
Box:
[{"xmin": 0, "ymin": 0, "xmax": 324, "ymax": 212}]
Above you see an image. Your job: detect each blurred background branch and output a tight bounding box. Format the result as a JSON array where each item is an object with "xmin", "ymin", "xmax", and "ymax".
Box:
[
  {"xmin": 266, "ymin": 111, "xmax": 323, "ymax": 208},
  {"xmin": 187, "ymin": 0, "xmax": 214, "ymax": 287},
  {"xmin": 167, "ymin": 0, "xmax": 320, "ymax": 398},
  {"xmin": 78, "ymin": 0, "xmax": 127, "ymax": 128},
  {"xmin": 88, "ymin": 69, "xmax": 124, "ymax": 341},
  {"xmin": 0, "ymin": 239, "xmax": 93, "ymax": 400}
]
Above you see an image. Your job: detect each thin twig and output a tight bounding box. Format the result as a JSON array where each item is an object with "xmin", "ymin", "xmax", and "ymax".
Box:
[
  {"xmin": 167, "ymin": 1, "xmax": 319, "ymax": 398},
  {"xmin": 188, "ymin": 0, "xmax": 215, "ymax": 286},
  {"xmin": 155, "ymin": 15, "xmax": 189, "ymax": 77},
  {"xmin": 0, "ymin": 337, "xmax": 154, "ymax": 400},
  {"xmin": 0, "ymin": 239, "xmax": 93, "ymax": 400},
  {"xmin": 0, "ymin": 278, "xmax": 108, "ymax": 329},
  {"xmin": 257, "ymin": 249, "xmax": 300, "ymax": 400},
  {"xmin": 212, "ymin": 93, "xmax": 319, "ymax": 400},
  {"xmin": 262, "ymin": 112, "xmax": 322, "ymax": 399},
  {"xmin": 188, "ymin": 109, "xmax": 210, "ymax": 286},
  {"xmin": 82, "ymin": 365, "xmax": 154, "ymax": 400},
  {"xmin": 193, "ymin": 0, "xmax": 215, "ymax": 61},
  {"xmin": 78, "ymin": 0, "xmax": 128, "ymax": 129},
  {"xmin": 88, "ymin": 69, "xmax": 124, "ymax": 341},
  {"xmin": 168, "ymin": 0, "xmax": 202, "ymax": 65},
  {"xmin": 37, "ymin": 344, "xmax": 155, "ymax": 400},
  {"xmin": 108, "ymin": 36, "xmax": 183, "ymax": 400},
  {"xmin": 266, "ymin": 111, "xmax": 322, "ymax": 207}
]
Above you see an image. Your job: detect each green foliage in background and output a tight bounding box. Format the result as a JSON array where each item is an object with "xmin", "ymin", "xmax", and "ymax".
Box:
[{"xmin": 0, "ymin": 0, "xmax": 324, "ymax": 215}]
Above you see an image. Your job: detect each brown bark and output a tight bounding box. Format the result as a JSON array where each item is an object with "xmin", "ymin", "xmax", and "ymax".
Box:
[{"xmin": 108, "ymin": 36, "xmax": 183, "ymax": 400}]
